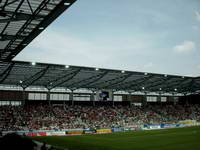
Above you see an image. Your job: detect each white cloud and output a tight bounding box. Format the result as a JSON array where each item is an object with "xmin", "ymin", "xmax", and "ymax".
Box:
[
  {"xmin": 143, "ymin": 62, "xmax": 153, "ymax": 68},
  {"xmin": 195, "ymin": 11, "xmax": 200, "ymax": 22},
  {"xmin": 173, "ymin": 41, "xmax": 196, "ymax": 53},
  {"xmin": 15, "ymin": 29, "xmax": 154, "ymax": 70},
  {"xmin": 197, "ymin": 65, "xmax": 200, "ymax": 70},
  {"xmin": 192, "ymin": 25, "xmax": 200, "ymax": 30},
  {"xmin": 15, "ymin": 30, "xmax": 109, "ymax": 66}
]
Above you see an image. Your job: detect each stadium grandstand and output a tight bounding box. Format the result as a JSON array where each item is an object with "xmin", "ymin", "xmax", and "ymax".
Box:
[{"xmin": 0, "ymin": 0, "xmax": 200, "ymax": 150}]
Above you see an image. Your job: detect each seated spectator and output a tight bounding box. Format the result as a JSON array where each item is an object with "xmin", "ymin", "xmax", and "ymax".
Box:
[{"xmin": 0, "ymin": 104, "xmax": 199, "ymax": 131}]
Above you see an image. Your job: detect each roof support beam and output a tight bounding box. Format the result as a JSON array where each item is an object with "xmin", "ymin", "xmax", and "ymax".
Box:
[
  {"xmin": 0, "ymin": 0, "xmax": 77, "ymax": 61},
  {"xmin": 47, "ymin": 69, "xmax": 81, "ymax": 90},
  {"xmin": 84, "ymin": 71, "xmax": 109, "ymax": 88},
  {"xmin": 157, "ymin": 78, "xmax": 186, "ymax": 92},
  {"xmin": 112, "ymin": 76, "xmax": 146, "ymax": 89},
  {"xmin": 193, "ymin": 76, "xmax": 200, "ymax": 91},
  {"xmin": 4, "ymin": 0, "xmax": 76, "ymax": 61},
  {"xmin": 186, "ymin": 79, "xmax": 197, "ymax": 92},
  {"xmin": 26, "ymin": 0, "xmax": 34, "ymax": 14},
  {"xmin": 117, "ymin": 75, "xmax": 154, "ymax": 90},
  {"xmin": 89, "ymin": 73, "xmax": 130, "ymax": 88},
  {"xmin": 0, "ymin": 11, "xmax": 45, "ymax": 23},
  {"xmin": 21, "ymin": 66, "xmax": 50, "ymax": 88},
  {"xmin": 169, "ymin": 79, "xmax": 192, "ymax": 93},
  {"xmin": 101, "ymin": 73, "xmax": 133, "ymax": 89},
  {"xmin": 1, "ymin": 0, "xmax": 50, "ymax": 60},
  {"xmin": 0, "ymin": 34, "xmax": 25, "ymax": 41},
  {"xmin": 0, "ymin": 0, "xmax": 19, "ymax": 10},
  {"xmin": 46, "ymin": 69, "xmax": 79, "ymax": 87},
  {"xmin": 0, "ymin": 0, "xmax": 25, "ymax": 35},
  {"xmin": 0, "ymin": 60, "xmax": 198, "ymax": 93},
  {"xmin": 0, "ymin": 62, "xmax": 14, "ymax": 84},
  {"xmin": 146, "ymin": 77, "xmax": 173, "ymax": 91},
  {"xmin": 66, "ymin": 71, "xmax": 109, "ymax": 88}
]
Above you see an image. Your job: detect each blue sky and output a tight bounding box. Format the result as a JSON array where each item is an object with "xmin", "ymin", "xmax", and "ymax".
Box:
[{"xmin": 15, "ymin": 0, "xmax": 200, "ymax": 76}]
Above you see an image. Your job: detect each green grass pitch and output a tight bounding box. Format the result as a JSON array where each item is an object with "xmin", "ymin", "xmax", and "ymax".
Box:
[{"xmin": 32, "ymin": 126, "xmax": 200, "ymax": 150}]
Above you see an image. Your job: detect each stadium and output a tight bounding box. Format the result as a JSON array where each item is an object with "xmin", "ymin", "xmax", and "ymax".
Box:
[{"xmin": 0, "ymin": 0, "xmax": 200, "ymax": 150}]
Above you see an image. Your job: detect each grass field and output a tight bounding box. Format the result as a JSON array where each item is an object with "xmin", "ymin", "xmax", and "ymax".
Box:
[{"xmin": 32, "ymin": 126, "xmax": 200, "ymax": 150}]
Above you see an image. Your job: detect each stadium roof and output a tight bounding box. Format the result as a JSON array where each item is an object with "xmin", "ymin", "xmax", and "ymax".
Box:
[
  {"xmin": 0, "ymin": 0, "xmax": 76, "ymax": 61},
  {"xmin": 0, "ymin": 60, "xmax": 200, "ymax": 94},
  {"xmin": 0, "ymin": 1, "xmax": 199, "ymax": 94}
]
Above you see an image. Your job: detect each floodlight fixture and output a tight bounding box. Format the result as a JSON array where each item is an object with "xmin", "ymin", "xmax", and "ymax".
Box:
[
  {"xmin": 32, "ymin": 62, "xmax": 36, "ymax": 66},
  {"xmin": 38, "ymin": 27, "xmax": 44, "ymax": 30},
  {"xmin": 64, "ymin": 2, "xmax": 70, "ymax": 6}
]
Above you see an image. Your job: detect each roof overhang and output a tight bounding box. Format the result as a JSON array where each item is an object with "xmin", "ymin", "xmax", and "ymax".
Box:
[
  {"xmin": 0, "ymin": 0, "xmax": 76, "ymax": 61},
  {"xmin": 0, "ymin": 60, "xmax": 199, "ymax": 94}
]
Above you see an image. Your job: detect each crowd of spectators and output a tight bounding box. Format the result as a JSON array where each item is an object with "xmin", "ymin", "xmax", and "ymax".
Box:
[{"xmin": 0, "ymin": 104, "xmax": 199, "ymax": 131}]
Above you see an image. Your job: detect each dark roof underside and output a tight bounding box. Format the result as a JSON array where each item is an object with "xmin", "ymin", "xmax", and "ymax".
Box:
[
  {"xmin": 0, "ymin": 0, "xmax": 76, "ymax": 61},
  {"xmin": 0, "ymin": 61, "xmax": 200, "ymax": 94}
]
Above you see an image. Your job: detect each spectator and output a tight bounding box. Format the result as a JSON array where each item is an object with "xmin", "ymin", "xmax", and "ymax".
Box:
[
  {"xmin": 0, "ymin": 133, "xmax": 37, "ymax": 150},
  {"xmin": 0, "ymin": 104, "xmax": 199, "ymax": 131},
  {"xmin": 41, "ymin": 142, "xmax": 47, "ymax": 150}
]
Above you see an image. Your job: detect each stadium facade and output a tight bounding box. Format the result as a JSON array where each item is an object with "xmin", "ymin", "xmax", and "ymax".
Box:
[
  {"xmin": 0, "ymin": 0, "xmax": 199, "ymax": 106},
  {"xmin": 0, "ymin": 0, "xmax": 199, "ymax": 138},
  {"xmin": 0, "ymin": 60, "xmax": 200, "ymax": 106}
]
